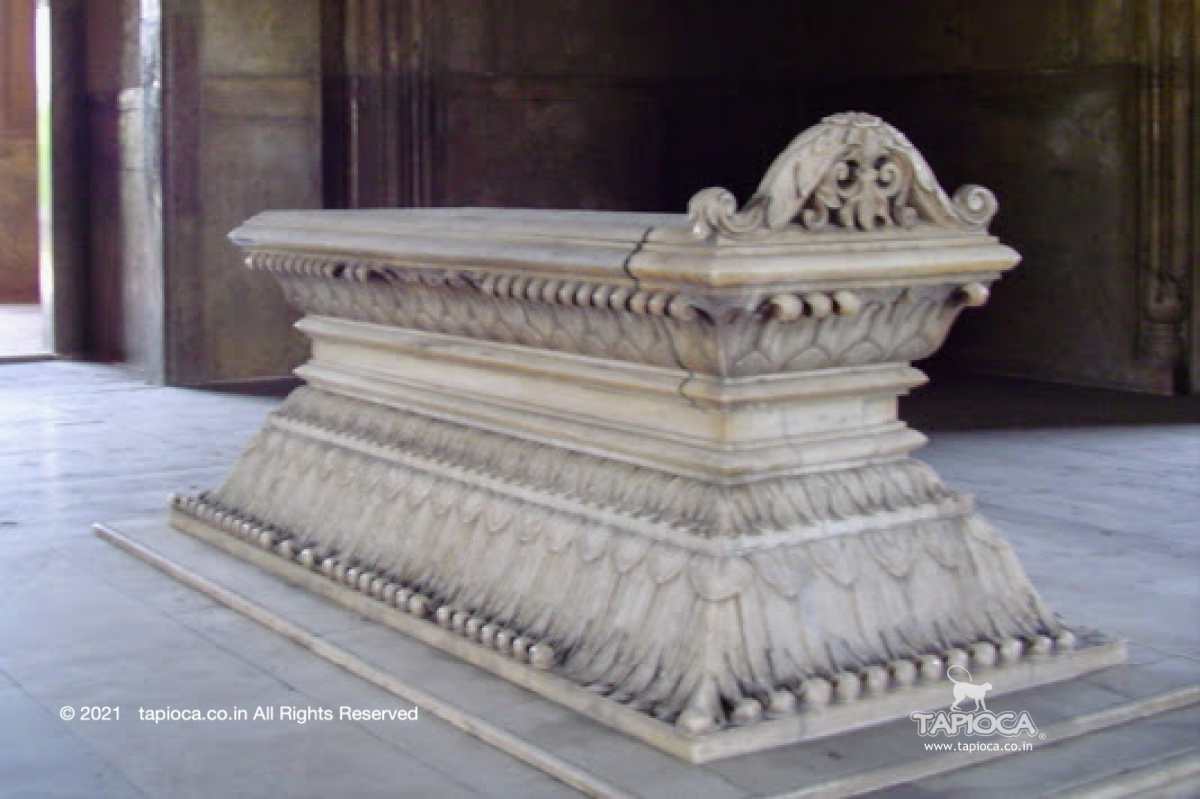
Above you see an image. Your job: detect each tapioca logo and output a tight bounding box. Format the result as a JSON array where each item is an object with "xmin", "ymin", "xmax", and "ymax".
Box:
[{"xmin": 909, "ymin": 665, "xmax": 1042, "ymax": 739}]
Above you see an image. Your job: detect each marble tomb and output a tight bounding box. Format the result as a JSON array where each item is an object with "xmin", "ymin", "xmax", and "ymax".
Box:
[{"xmin": 169, "ymin": 112, "xmax": 1124, "ymax": 761}]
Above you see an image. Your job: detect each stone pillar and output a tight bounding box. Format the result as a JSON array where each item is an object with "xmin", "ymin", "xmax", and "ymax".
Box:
[{"xmin": 172, "ymin": 113, "xmax": 1123, "ymax": 761}]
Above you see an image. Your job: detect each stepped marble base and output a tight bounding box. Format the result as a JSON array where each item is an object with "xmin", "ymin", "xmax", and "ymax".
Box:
[{"xmin": 166, "ymin": 503, "xmax": 1126, "ymax": 762}]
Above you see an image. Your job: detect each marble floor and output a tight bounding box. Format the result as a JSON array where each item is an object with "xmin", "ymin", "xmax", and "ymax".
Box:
[
  {"xmin": 0, "ymin": 360, "xmax": 1197, "ymax": 797},
  {"xmin": 0, "ymin": 304, "xmax": 46, "ymax": 359}
]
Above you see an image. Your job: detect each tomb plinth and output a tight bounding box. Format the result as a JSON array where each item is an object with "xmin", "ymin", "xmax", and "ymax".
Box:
[{"xmin": 171, "ymin": 112, "xmax": 1123, "ymax": 761}]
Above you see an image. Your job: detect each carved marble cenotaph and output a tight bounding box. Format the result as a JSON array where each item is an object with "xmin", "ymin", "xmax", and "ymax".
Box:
[{"xmin": 170, "ymin": 113, "xmax": 1124, "ymax": 761}]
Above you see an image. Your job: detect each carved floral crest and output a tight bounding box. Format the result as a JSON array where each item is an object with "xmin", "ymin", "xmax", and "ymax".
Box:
[{"xmin": 688, "ymin": 112, "xmax": 998, "ymax": 239}]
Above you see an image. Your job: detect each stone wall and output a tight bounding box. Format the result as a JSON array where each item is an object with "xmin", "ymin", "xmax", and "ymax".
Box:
[
  {"xmin": 82, "ymin": 0, "xmax": 321, "ymax": 383},
  {"xmin": 160, "ymin": 0, "xmax": 321, "ymax": 385},
  {"xmin": 789, "ymin": 1, "xmax": 1193, "ymax": 395},
  {"xmin": 324, "ymin": 0, "xmax": 819, "ymax": 212},
  {"xmin": 0, "ymin": 0, "xmax": 38, "ymax": 303},
  {"xmin": 72, "ymin": 0, "xmax": 1193, "ymax": 392}
]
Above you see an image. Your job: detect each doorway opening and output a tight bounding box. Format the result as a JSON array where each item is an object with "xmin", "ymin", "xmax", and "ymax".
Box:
[{"xmin": 0, "ymin": 0, "xmax": 46, "ymax": 359}]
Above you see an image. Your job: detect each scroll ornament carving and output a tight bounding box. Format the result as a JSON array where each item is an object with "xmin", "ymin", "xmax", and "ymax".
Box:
[{"xmin": 688, "ymin": 112, "xmax": 998, "ymax": 239}]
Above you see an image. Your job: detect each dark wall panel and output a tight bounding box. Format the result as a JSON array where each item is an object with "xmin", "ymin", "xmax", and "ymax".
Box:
[
  {"xmin": 328, "ymin": 0, "xmax": 1192, "ymax": 394},
  {"xmin": 161, "ymin": 0, "xmax": 321, "ymax": 385}
]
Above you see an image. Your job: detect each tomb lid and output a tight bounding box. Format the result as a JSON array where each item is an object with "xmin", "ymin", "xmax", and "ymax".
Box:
[{"xmin": 230, "ymin": 113, "xmax": 1019, "ymax": 290}]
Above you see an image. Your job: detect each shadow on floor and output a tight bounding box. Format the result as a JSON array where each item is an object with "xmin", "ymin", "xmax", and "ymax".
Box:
[
  {"xmin": 905, "ymin": 370, "xmax": 1200, "ymax": 432},
  {"xmin": 189, "ymin": 376, "xmax": 301, "ymax": 399}
]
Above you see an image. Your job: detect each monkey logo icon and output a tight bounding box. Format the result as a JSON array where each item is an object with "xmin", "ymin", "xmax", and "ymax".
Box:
[{"xmin": 947, "ymin": 664, "xmax": 993, "ymax": 712}]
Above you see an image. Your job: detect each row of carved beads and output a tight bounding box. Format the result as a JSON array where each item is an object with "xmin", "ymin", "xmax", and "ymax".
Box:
[
  {"xmin": 172, "ymin": 493, "xmax": 558, "ymax": 671},
  {"xmin": 765, "ymin": 282, "xmax": 988, "ymax": 323},
  {"xmin": 247, "ymin": 250, "xmax": 700, "ymax": 321},
  {"xmin": 679, "ymin": 630, "xmax": 1077, "ymax": 734},
  {"xmin": 247, "ymin": 252, "xmax": 353, "ymax": 280},
  {"xmin": 175, "ymin": 487, "xmax": 1078, "ymax": 736},
  {"xmin": 246, "ymin": 251, "xmax": 467, "ymax": 288},
  {"xmin": 767, "ymin": 290, "xmax": 862, "ymax": 321},
  {"xmin": 248, "ymin": 251, "xmax": 989, "ymax": 347},
  {"xmin": 477, "ymin": 273, "xmax": 697, "ymax": 321}
]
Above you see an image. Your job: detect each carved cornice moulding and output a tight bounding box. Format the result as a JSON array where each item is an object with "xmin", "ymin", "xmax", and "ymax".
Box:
[
  {"xmin": 266, "ymin": 267, "xmax": 984, "ymax": 379},
  {"xmin": 184, "ymin": 113, "xmax": 1120, "ymax": 758},
  {"xmin": 236, "ymin": 224, "xmax": 1016, "ymax": 298},
  {"xmin": 232, "ymin": 114, "xmax": 1017, "ymax": 298},
  {"xmin": 245, "ymin": 248, "xmax": 996, "ymax": 317}
]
